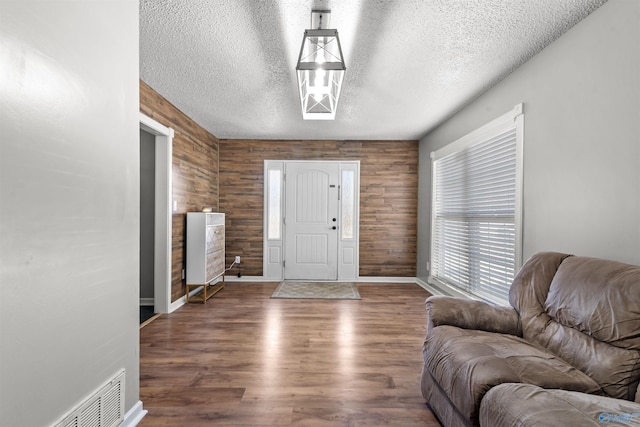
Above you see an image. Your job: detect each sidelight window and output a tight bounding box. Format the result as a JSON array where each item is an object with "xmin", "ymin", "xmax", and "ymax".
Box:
[
  {"xmin": 267, "ymin": 169, "xmax": 282, "ymax": 240},
  {"xmin": 341, "ymin": 169, "xmax": 355, "ymax": 239}
]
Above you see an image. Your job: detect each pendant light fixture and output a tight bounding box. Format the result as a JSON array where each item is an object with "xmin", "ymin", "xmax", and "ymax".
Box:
[{"xmin": 296, "ymin": 10, "xmax": 346, "ymax": 120}]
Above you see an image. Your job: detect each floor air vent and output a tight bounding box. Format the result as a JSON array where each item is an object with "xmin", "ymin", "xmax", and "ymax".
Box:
[{"xmin": 53, "ymin": 370, "xmax": 125, "ymax": 427}]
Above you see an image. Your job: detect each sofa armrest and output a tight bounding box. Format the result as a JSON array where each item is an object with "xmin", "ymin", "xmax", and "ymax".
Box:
[{"xmin": 426, "ymin": 295, "xmax": 522, "ymax": 336}]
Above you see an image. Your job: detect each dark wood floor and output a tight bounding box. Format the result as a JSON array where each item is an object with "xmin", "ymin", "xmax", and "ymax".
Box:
[{"xmin": 139, "ymin": 282, "xmax": 442, "ymax": 426}]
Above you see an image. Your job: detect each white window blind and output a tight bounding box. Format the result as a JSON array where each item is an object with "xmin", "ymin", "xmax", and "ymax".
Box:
[{"xmin": 430, "ymin": 105, "xmax": 523, "ymax": 305}]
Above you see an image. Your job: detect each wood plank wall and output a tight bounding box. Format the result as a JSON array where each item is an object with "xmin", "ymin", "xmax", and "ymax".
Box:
[
  {"xmin": 140, "ymin": 81, "xmax": 219, "ymax": 302},
  {"xmin": 219, "ymin": 140, "xmax": 418, "ymax": 278}
]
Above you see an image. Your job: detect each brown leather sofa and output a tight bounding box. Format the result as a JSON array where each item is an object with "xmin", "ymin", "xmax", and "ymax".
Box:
[{"xmin": 420, "ymin": 252, "xmax": 640, "ymax": 427}]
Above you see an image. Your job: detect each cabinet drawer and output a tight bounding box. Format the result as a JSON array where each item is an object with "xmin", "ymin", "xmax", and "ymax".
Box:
[
  {"xmin": 206, "ymin": 225, "xmax": 225, "ymax": 253},
  {"xmin": 206, "ymin": 249, "xmax": 225, "ymax": 282}
]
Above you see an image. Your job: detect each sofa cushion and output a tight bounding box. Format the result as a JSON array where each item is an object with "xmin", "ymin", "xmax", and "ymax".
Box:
[
  {"xmin": 510, "ymin": 252, "xmax": 569, "ymax": 317},
  {"xmin": 480, "ymin": 383, "xmax": 640, "ymax": 427},
  {"xmin": 534, "ymin": 257, "xmax": 640, "ymax": 399},
  {"xmin": 424, "ymin": 325, "xmax": 602, "ymax": 423},
  {"xmin": 545, "ymin": 256, "xmax": 640, "ymax": 349},
  {"xmin": 511, "ymin": 253, "xmax": 640, "ymax": 400}
]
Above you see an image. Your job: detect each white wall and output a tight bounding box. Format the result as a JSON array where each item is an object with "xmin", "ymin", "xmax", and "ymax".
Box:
[
  {"xmin": 0, "ymin": 1, "xmax": 140, "ymax": 426},
  {"xmin": 417, "ymin": 0, "xmax": 640, "ymax": 280}
]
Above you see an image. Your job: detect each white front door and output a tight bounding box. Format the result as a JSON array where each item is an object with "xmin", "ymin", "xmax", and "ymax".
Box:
[{"xmin": 284, "ymin": 162, "xmax": 340, "ymax": 280}]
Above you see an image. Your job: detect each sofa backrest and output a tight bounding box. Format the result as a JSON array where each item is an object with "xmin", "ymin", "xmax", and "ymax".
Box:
[{"xmin": 509, "ymin": 252, "xmax": 640, "ymax": 401}]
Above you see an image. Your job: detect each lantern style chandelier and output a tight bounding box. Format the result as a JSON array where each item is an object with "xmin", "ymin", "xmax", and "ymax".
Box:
[{"xmin": 296, "ymin": 10, "xmax": 346, "ymax": 120}]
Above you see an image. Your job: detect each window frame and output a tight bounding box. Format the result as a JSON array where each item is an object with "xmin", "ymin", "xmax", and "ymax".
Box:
[{"xmin": 428, "ymin": 104, "xmax": 524, "ymax": 305}]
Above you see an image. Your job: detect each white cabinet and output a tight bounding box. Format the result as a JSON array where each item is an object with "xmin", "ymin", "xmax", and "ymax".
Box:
[{"xmin": 186, "ymin": 212, "xmax": 225, "ymax": 303}]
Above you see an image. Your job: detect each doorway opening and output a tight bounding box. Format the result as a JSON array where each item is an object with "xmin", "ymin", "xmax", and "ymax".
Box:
[
  {"xmin": 140, "ymin": 127, "xmax": 155, "ymax": 322},
  {"xmin": 263, "ymin": 160, "xmax": 360, "ymax": 281},
  {"xmin": 139, "ymin": 113, "xmax": 173, "ymax": 314}
]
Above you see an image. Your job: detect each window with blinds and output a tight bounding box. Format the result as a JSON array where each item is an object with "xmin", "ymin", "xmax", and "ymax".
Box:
[{"xmin": 429, "ymin": 104, "xmax": 523, "ymax": 305}]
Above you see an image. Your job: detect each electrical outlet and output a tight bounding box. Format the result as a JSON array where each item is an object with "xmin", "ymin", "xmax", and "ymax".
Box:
[{"xmin": 235, "ymin": 256, "xmax": 241, "ymax": 264}]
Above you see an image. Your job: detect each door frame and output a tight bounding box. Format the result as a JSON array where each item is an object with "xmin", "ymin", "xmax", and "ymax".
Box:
[
  {"xmin": 139, "ymin": 112, "xmax": 173, "ymax": 313},
  {"xmin": 263, "ymin": 160, "xmax": 360, "ymax": 281}
]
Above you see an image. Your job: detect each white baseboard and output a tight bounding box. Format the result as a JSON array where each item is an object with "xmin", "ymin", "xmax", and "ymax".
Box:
[
  {"xmin": 224, "ymin": 275, "xmax": 280, "ymax": 282},
  {"xmin": 139, "ymin": 298, "xmax": 154, "ymax": 306},
  {"xmin": 169, "ymin": 295, "xmax": 186, "ymax": 313},
  {"xmin": 416, "ymin": 277, "xmax": 479, "ymax": 302},
  {"xmin": 225, "ymin": 276, "xmax": 420, "ymax": 284},
  {"xmin": 168, "ymin": 277, "xmax": 228, "ymax": 312},
  {"xmin": 415, "ymin": 277, "xmax": 446, "ymax": 296},
  {"xmin": 121, "ymin": 401, "xmax": 147, "ymax": 427},
  {"xmin": 357, "ymin": 276, "xmax": 417, "ymax": 283}
]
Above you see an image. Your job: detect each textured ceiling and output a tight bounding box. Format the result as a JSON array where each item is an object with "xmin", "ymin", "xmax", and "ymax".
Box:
[{"xmin": 140, "ymin": 0, "xmax": 607, "ymax": 140}]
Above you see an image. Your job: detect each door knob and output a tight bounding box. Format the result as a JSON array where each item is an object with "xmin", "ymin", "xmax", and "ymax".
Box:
[{"xmin": 332, "ymin": 226, "xmax": 337, "ymax": 230}]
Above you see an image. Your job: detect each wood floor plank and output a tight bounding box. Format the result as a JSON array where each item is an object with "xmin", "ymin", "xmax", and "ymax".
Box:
[{"xmin": 139, "ymin": 282, "xmax": 442, "ymax": 426}]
